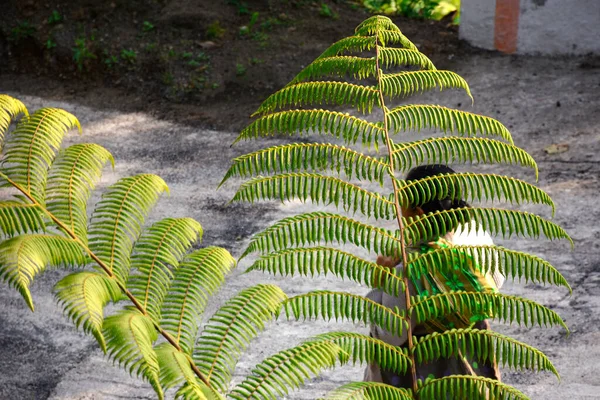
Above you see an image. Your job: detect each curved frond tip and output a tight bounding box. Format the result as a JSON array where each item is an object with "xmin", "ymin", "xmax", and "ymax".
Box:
[
  {"xmin": 322, "ymin": 381, "xmax": 412, "ymax": 400},
  {"xmin": 417, "ymin": 375, "xmax": 529, "ymax": 400}
]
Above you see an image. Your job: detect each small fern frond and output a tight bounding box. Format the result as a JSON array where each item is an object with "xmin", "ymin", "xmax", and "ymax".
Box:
[
  {"xmin": 254, "ymin": 81, "xmax": 379, "ymax": 116},
  {"xmin": 45, "ymin": 143, "xmax": 114, "ymax": 244},
  {"xmin": 396, "ymin": 173, "xmax": 555, "ymax": 214},
  {"xmin": 355, "ymin": 17, "xmax": 418, "ymax": 52},
  {"xmin": 103, "ymin": 309, "xmax": 163, "ymax": 399},
  {"xmin": 236, "ymin": 109, "xmax": 386, "ymax": 149},
  {"xmin": 88, "ymin": 174, "xmax": 169, "ymax": 283},
  {"xmin": 248, "ymin": 247, "xmax": 405, "ymax": 297},
  {"xmin": 0, "ymin": 94, "xmax": 28, "ymax": 144},
  {"xmin": 0, "ymin": 201, "xmax": 45, "ymax": 237},
  {"xmin": 380, "ymin": 71, "xmax": 473, "ymax": 102},
  {"xmin": 221, "ymin": 143, "xmax": 388, "ymax": 186},
  {"xmin": 355, "ymin": 16, "xmax": 400, "ymax": 34},
  {"xmin": 54, "ymin": 271, "xmax": 121, "ymax": 352},
  {"xmin": 317, "ymin": 36, "xmax": 377, "ymax": 59},
  {"xmin": 228, "ymin": 340, "xmax": 343, "ymax": 400},
  {"xmin": 409, "ymin": 291, "xmax": 568, "ymax": 331},
  {"xmin": 375, "ymin": 30, "xmax": 418, "ymax": 50},
  {"xmin": 281, "ymin": 291, "xmax": 409, "ymax": 337},
  {"xmin": 231, "ymin": 173, "xmax": 394, "ymax": 220},
  {"xmin": 175, "ymin": 382, "xmax": 216, "ymax": 400},
  {"xmin": 378, "ymin": 48, "xmax": 436, "ymax": 70},
  {"xmin": 160, "ymin": 247, "xmax": 236, "ymax": 354},
  {"xmin": 194, "ymin": 284, "xmax": 287, "ymax": 393},
  {"xmin": 322, "ymin": 382, "xmax": 413, "ymax": 400},
  {"xmin": 391, "ymin": 137, "xmax": 537, "ymax": 176},
  {"xmin": 0, "ymin": 234, "xmax": 86, "ymax": 310},
  {"xmin": 127, "ymin": 217, "xmax": 203, "ymax": 321},
  {"xmin": 241, "ymin": 212, "xmax": 400, "ymax": 259},
  {"xmin": 407, "ymin": 245, "xmax": 571, "ymax": 292},
  {"xmin": 417, "ymin": 375, "xmax": 529, "ymax": 400},
  {"xmin": 0, "ymin": 108, "xmax": 81, "ymax": 202},
  {"xmin": 387, "ymin": 105, "xmax": 513, "ymax": 144},
  {"xmin": 414, "ymin": 328, "xmax": 558, "ymax": 377},
  {"xmin": 403, "ymin": 207, "xmax": 572, "ymax": 246},
  {"xmin": 291, "ymin": 56, "xmax": 376, "ymax": 84}
]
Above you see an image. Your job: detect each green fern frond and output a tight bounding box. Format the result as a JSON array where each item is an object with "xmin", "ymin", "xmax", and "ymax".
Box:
[
  {"xmin": 248, "ymin": 247, "xmax": 405, "ymax": 297},
  {"xmin": 221, "ymin": 143, "xmax": 388, "ymax": 186},
  {"xmin": 375, "ymin": 30, "xmax": 418, "ymax": 50},
  {"xmin": 322, "ymin": 381, "xmax": 413, "ymax": 400},
  {"xmin": 236, "ymin": 109, "xmax": 386, "ymax": 149},
  {"xmin": 175, "ymin": 382, "xmax": 215, "ymax": 400},
  {"xmin": 228, "ymin": 340, "xmax": 343, "ymax": 400},
  {"xmin": 403, "ymin": 207, "xmax": 573, "ymax": 246},
  {"xmin": 0, "ymin": 201, "xmax": 45, "ymax": 237},
  {"xmin": 414, "ymin": 328, "xmax": 558, "ymax": 377},
  {"xmin": 160, "ymin": 247, "xmax": 236, "ymax": 354},
  {"xmin": 290, "ymin": 56, "xmax": 377, "ymax": 85},
  {"xmin": 103, "ymin": 309, "xmax": 163, "ymax": 399},
  {"xmin": 378, "ymin": 48, "xmax": 436, "ymax": 70},
  {"xmin": 407, "ymin": 245, "xmax": 571, "ymax": 292},
  {"xmin": 380, "ymin": 71, "xmax": 473, "ymax": 102},
  {"xmin": 409, "ymin": 291, "xmax": 568, "ymax": 331},
  {"xmin": 127, "ymin": 218, "xmax": 203, "ymax": 321},
  {"xmin": 88, "ymin": 174, "xmax": 169, "ymax": 283},
  {"xmin": 0, "ymin": 94, "xmax": 28, "ymax": 144},
  {"xmin": 194, "ymin": 284, "xmax": 286, "ymax": 392},
  {"xmin": 281, "ymin": 291, "xmax": 409, "ymax": 337},
  {"xmin": 231, "ymin": 173, "xmax": 395, "ymax": 219},
  {"xmin": 309, "ymin": 331, "xmax": 411, "ymax": 374},
  {"xmin": 417, "ymin": 375, "xmax": 529, "ymax": 400},
  {"xmin": 355, "ymin": 17, "xmax": 418, "ymax": 51},
  {"xmin": 396, "ymin": 173, "xmax": 555, "ymax": 214},
  {"xmin": 0, "ymin": 108, "xmax": 81, "ymax": 202},
  {"xmin": 355, "ymin": 16, "xmax": 400, "ymax": 35},
  {"xmin": 0, "ymin": 234, "xmax": 86, "ymax": 310},
  {"xmin": 45, "ymin": 143, "xmax": 114, "ymax": 244},
  {"xmin": 54, "ymin": 271, "xmax": 121, "ymax": 352},
  {"xmin": 241, "ymin": 212, "xmax": 400, "ymax": 259},
  {"xmin": 253, "ymin": 81, "xmax": 380, "ymax": 116},
  {"xmin": 391, "ymin": 137, "xmax": 537, "ymax": 176},
  {"xmin": 317, "ymin": 36, "xmax": 377, "ymax": 59},
  {"xmin": 387, "ymin": 105, "xmax": 513, "ymax": 144}
]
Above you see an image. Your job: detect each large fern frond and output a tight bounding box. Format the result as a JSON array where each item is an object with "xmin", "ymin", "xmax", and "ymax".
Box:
[
  {"xmin": 380, "ymin": 71, "xmax": 473, "ymax": 102},
  {"xmin": 290, "ymin": 56, "xmax": 376, "ymax": 84},
  {"xmin": 322, "ymin": 382, "xmax": 412, "ymax": 400},
  {"xmin": 0, "ymin": 94, "xmax": 28, "ymax": 145},
  {"xmin": 45, "ymin": 143, "xmax": 114, "ymax": 244},
  {"xmin": 417, "ymin": 375, "xmax": 529, "ymax": 400},
  {"xmin": 0, "ymin": 201, "xmax": 46, "ymax": 237},
  {"xmin": 54, "ymin": 271, "xmax": 121, "ymax": 352},
  {"xmin": 0, "ymin": 234, "xmax": 86, "ymax": 310},
  {"xmin": 194, "ymin": 284, "xmax": 286, "ymax": 392}
]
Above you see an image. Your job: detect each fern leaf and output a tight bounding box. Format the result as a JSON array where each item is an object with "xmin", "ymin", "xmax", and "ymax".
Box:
[
  {"xmin": 403, "ymin": 207, "xmax": 573, "ymax": 246},
  {"xmin": 375, "ymin": 30, "xmax": 418, "ymax": 50},
  {"xmin": 407, "ymin": 245, "xmax": 571, "ymax": 292},
  {"xmin": 290, "ymin": 56, "xmax": 376, "ymax": 84},
  {"xmin": 103, "ymin": 309, "xmax": 163, "ymax": 399},
  {"xmin": 308, "ymin": 331, "xmax": 411, "ymax": 375},
  {"xmin": 378, "ymin": 48, "xmax": 436, "ymax": 70},
  {"xmin": 322, "ymin": 382, "xmax": 413, "ymax": 400},
  {"xmin": 417, "ymin": 375, "xmax": 529, "ymax": 400},
  {"xmin": 387, "ymin": 105, "xmax": 513, "ymax": 144},
  {"xmin": 54, "ymin": 271, "xmax": 121, "ymax": 352},
  {"xmin": 228, "ymin": 340, "xmax": 343, "ymax": 400},
  {"xmin": 248, "ymin": 247, "xmax": 405, "ymax": 297},
  {"xmin": 253, "ymin": 81, "xmax": 380, "ymax": 116},
  {"xmin": 194, "ymin": 284, "xmax": 286, "ymax": 392},
  {"xmin": 409, "ymin": 291, "xmax": 568, "ymax": 332},
  {"xmin": 221, "ymin": 143, "xmax": 389, "ymax": 186},
  {"xmin": 0, "ymin": 234, "xmax": 86, "ymax": 310},
  {"xmin": 0, "ymin": 94, "xmax": 28, "ymax": 145},
  {"xmin": 414, "ymin": 328, "xmax": 558, "ymax": 377},
  {"xmin": 45, "ymin": 143, "xmax": 114, "ymax": 244},
  {"xmin": 160, "ymin": 247, "xmax": 236, "ymax": 354},
  {"xmin": 355, "ymin": 16, "xmax": 400, "ymax": 34},
  {"xmin": 241, "ymin": 212, "xmax": 400, "ymax": 259},
  {"xmin": 231, "ymin": 173, "xmax": 395, "ymax": 220},
  {"xmin": 236, "ymin": 109, "xmax": 386, "ymax": 149},
  {"xmin": 391, "ymin": 137, "xmax": 537, "ymax": 176},
  {"xmin": 396, "ymin": 173, "xmax": 555, "ymax": 214},
  {"xmin": 0, "ymin": 201, "xmax": 45, "ymax": 237},
  {"xmin": 281, "ymin": 291, "xmax": 409, "ymax": 337},
  {"xmin": 380, "ymin": 71, "xmax": 473, "ymax": 103},
  {"xmin": 175, "ymin": 382, "xmax": 217, "ymax": 400},
  {"xmin": 127, "ymin": 217, "xmax": 203, "ymax": 322},
  {"xmin": 88, "ymin": 174, "xmax": 169, "ymax": 283},
  {"xmin": 317, "ymin": 36, "xmax": 377, "ymax": 59},
  {"xmin": 355, "ymin": 17, "xmax": 418, "ymax": 52},
  {"xmin": 0, "ymin": 108, "xmax": 81, "ymax": 202}
]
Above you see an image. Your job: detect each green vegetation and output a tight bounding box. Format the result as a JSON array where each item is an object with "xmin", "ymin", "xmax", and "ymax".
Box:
[
  {"xmin": 206, "ymin": 21, "xmax": 226, "ymax": 40},
  {"xmin": 120, "ymin": 49, "xmax": 137, "ymax": 64},
  {"xmin": 362, "ymin": 0, "xmax": 460, "ymax": 23},
  {"xmin": 72, "ymin": 37, "xmax": 96, "ymax": 71},
  {"xmin": 48, "ymin": 10, "xmax": 63, "ymax": 25},
  {"xmin": 142, "ymin": 21, "xmax": 155, "ymax": 32},
  {"xmin": 9, "ymin": 21, "xmax": 36, "ymax": 43}
]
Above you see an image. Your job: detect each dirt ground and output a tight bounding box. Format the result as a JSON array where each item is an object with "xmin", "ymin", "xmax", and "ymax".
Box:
[{"xmin": 1, "ymin": 2, "xmax": 600, "ymax": 400}]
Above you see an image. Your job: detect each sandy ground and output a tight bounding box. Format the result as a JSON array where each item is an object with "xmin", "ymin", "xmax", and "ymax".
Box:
[{"xmin": 0, "ymin": 51, "xmax": 599, "ymax": 399}]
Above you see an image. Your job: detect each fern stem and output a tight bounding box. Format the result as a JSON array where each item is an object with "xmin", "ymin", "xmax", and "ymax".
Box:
[
  {"xmin": 0, "ymin": 172, "xmax": 214, "ymax": 391},
  {"xmin": 374, "ymin": 34, "xmax": 419, "ymax": 395}
]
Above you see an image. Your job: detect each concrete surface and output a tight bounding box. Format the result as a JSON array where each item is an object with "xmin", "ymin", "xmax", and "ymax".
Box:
[
  {"xmin": 460, "ymin": 0, "xmax": 600, "ymax": 55},
  {"xmin": 1, "ymin": 52, "xmax": 599, "ymax": 399}
]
